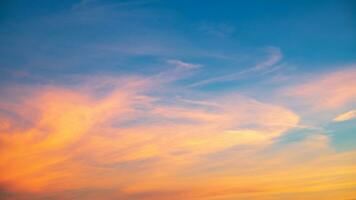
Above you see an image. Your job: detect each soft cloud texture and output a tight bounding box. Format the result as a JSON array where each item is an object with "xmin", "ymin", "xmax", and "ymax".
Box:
[
  {"xmin": 166, "ymin": 59, "xmax": 201, "ymax": 69},
  {"xmin": 0, "ymin": 73, "xmax": 355, "ymax": 199},
  {"xmin": 0, "ymin": 1, "xmax": 355, "ymax": 199},
  {"xmin": 283, "ymin": 66, "xmax": 356, "ymax": 110},
  {"xmin": 252, "ymin": 47, "xmax": 282, "ymax": 71},
  {"xmin": 189, "ymin": 47, "xmax": 282, "ymax": 87},
  {"xmin": 333, "ymin": 110, "xmax": 356, "ymax": 122}
]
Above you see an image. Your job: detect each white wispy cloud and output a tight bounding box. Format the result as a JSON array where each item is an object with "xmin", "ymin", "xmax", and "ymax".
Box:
[
  {"xmin": 189, "ymin": 47, "xmax": 282, "ymax": 87},
  {"xmin": 166, "ymin": 59, "xmax": 201, "ymax": 69},
  {"xmin": 252, "ymin": 47, "xmax": 282, "ymax": 71}
]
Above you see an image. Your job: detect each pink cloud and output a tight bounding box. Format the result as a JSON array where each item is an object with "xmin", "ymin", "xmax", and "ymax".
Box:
[{"xmin": 282, "ymin": 66, "xmax": 356, "ymax": 110}]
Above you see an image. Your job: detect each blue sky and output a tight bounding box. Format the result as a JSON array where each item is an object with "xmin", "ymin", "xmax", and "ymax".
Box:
[
  {"xmin": 1, "ymin": 0, "xmax": 355, "ymax": 79},
  {"xmin": 0, "ymin": 1, "xmax": 355, "ymax": 199}
]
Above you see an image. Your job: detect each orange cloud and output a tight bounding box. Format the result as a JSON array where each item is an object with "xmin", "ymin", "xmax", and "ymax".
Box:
[
  {"xmin": 333, "ymin": 110, "xmax": 356, "ymax": 122},
  {"xmin": 0, "ymin": 75, "xmax": 355, "ymax": 199}
]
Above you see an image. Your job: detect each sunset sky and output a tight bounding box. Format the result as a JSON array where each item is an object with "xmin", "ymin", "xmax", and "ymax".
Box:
[{"xmin": 0, "ymin": 0, "xmax": 355, "ymax": 199}]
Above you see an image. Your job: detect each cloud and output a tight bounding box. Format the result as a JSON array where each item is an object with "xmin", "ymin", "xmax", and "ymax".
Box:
[
  {"xmin": 282, "ymin": 66, "xmax": 356, "ymax": 110},
  {"xmin": 0, "ymin": 74, "xmax": 298, "ymax": 194},
  {"xmin": 333, "ymin": 110, "xmax": 356, "ymax": 122},
  {"xmin": 0, "ymin": 73, "xmax": 355, "ymax": 199},
  {"xmin": 166, "ymin": 59, "xmax": 201, "ymax": 69},
  {"xmin": 252, "ymin": 47, "xmax": 282, "ymax": 71},
  {"xmin": 189, "ymin": 47, "xmax": 282, "ymax": 87}
]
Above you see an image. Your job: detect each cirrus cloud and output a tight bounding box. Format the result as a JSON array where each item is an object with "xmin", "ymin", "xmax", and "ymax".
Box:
[{"xmin": 0, "ymin": 73, "xmax": 355, "ymax": 200}]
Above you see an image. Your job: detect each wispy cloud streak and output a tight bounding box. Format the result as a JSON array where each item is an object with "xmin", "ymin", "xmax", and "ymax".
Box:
[
  {"xmin": 333, "ymin": 110, "xmax": 356, "ymax": 122},
  {"xmin": 189, "ymin": 47, "xmax": 282, "ymax": 87}
]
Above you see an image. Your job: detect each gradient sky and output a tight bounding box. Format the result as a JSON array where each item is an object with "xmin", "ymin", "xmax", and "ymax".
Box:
[{"xmin": 0, "ymin": 0, "xmax": 355, "ymax": 199}]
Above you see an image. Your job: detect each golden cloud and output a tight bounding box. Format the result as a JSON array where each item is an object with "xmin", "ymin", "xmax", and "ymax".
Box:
[{"xmin": 0, "ymin": 75, "xmax": 355, "ymax": 199}]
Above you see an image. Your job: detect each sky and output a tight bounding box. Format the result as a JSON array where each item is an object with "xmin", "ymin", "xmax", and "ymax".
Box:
[{"xmin": 0, "ymin": 0, "xmax": 355, "ymax": 199}]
